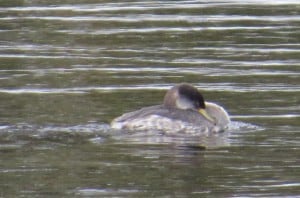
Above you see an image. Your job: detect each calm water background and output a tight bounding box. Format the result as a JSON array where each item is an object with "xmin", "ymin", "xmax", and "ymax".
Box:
[{"xmin": 0, "ymin": 0, "xmax": 299, "ymax": 197}]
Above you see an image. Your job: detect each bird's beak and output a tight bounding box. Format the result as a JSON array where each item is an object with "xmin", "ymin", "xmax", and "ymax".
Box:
[{"xmin": 198, "ymin": 108, "xmax": 216, "ymax": 124}]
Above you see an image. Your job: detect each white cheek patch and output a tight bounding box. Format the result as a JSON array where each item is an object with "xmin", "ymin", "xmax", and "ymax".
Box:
[{"xmin": 176, "ymin": 97, "xmax": 194, "ymax": 110}]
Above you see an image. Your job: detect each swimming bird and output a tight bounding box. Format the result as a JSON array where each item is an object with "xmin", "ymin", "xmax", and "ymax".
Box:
[{"xmin": 111, "ymin": 83, "xmax": 230, "ymax": 135}]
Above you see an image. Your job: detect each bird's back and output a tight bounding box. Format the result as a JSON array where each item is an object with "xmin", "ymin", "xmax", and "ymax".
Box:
[{"xmin": 111, "ymin": 105, "xmax": 220, "ymax": 135}]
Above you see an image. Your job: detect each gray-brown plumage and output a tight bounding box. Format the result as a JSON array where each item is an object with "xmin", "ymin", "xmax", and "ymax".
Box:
[{"xmin": 111, "ymin": 83, "xmax": 230, "ymax": 134}]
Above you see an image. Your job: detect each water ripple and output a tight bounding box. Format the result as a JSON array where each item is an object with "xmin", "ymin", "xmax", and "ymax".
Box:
[
  {"xmin": 0, "ymin": 83, "xmax": 298, "ymax": 94},
  {"xmin": 1, "ymin": 0, "xmax": 299, "ymax": 13},
  {"xmin": 56, "ymin": 26, "xmax": 291, "ymax": 35},
  {"xmin": 1, "ymin": 15, "xmax": 299, "ymax": 23}
]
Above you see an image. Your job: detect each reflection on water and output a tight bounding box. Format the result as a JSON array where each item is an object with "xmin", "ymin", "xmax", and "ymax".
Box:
[{"xmin": 0, "ymin": 0, "xmax": 299, "ymax": 197}]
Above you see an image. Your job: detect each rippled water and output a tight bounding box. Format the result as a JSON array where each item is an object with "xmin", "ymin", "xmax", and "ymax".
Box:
[{"xmin": 0, "ymin": 0, "xmax": 299, "ymax": 197}]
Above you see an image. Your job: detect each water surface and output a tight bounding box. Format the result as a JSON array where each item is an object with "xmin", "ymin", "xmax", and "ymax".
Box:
[{"xmin": 0, "ymin": 0, "xmax": 299, "ymax": 197}]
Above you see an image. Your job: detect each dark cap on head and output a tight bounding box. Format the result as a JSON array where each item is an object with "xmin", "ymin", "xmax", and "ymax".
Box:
[{"xmin": 163, "ymin": 83, "xmax": 206, "ymax": 110}]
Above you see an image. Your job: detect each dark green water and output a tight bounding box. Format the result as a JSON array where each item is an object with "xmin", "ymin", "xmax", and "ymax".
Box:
[{"xmin": 0, "ymin": 1, "xmax": 299, "ymax": 197}]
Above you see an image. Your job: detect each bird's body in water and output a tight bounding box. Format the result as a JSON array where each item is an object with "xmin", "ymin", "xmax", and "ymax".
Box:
[{"xmin": 111, "ymin": 84, "xmax": 230, "ymax": 135}]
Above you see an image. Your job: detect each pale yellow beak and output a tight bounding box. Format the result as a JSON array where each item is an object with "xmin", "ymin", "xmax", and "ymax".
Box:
[{"xmin": 198, "ymin": 108, "xmax": 216, "ymax": 124}]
